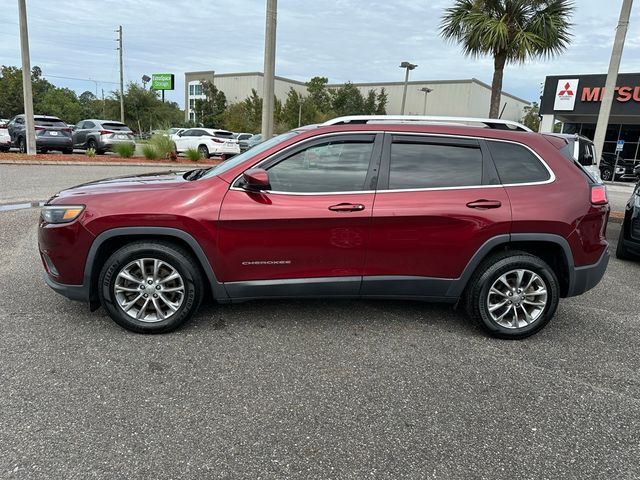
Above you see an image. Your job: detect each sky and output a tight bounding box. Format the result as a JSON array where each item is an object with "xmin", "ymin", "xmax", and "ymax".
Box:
[{"xmin": 1, "ymin": 0, "xmax": 640, "ymax": 108}]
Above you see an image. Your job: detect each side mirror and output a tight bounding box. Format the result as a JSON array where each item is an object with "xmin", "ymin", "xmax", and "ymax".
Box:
[
  {"xmin": 242, "ymin": 168, "xmax": 271, "ymax": 192},
  {"xmin": 178, "ymin": 131, "xmax": 184, "ymax": 137}
]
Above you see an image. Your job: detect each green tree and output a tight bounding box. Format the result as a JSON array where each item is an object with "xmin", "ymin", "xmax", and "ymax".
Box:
[
  {"xmin": 306, "ymin": 76, "xmax": 332, "ymax": 113},
  {"xmin": 440, "ymin": 0, "xmax": 573, "ymax": 118},
  {"xmin": 193, "ymin": 80, "xmax": 227, "ymax": 128},
  {"xmin": 0, "ymin": 65, "xmax": 55, "ymax": 118},
  {"xmin": 364, "ymin": 90, "xmax": 377, "ymax": 115},
  {"xmin": 521, "ymin": 102, "xmax": 540, "ymax": 131},
  {"xmin": 331, "ymin": 82, "xmax": 365, "ymax": 116},
  {"xmin": 37, "ymin": 87, "xmax": 83, "ymax": 124},
  {"xmin": 375, "ymin": 88, "xmax": 388, "ymax": 114}
]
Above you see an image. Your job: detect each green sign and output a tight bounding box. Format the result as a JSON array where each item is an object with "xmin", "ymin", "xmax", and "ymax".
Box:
[{"xmin": 151, "ymin": 73, "xmax": 175, "ymax": 91}]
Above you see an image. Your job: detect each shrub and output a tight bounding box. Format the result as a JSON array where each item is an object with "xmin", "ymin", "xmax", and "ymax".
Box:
[
  {"xmin": 113, "ymin": 142, "xmax": 135, "ymax": 158},
  {"xmin": 142, "ymin": 144, "xmax": 160, "ymax": 160},
  {"xmin": 86, "ymin": 147, "xmax": 96, "ymax": 158},
  {"xmin": 150, "ymin": 135, "xmax": 175, "ymax": 159},
  {"xmin": 185, "ymin": 147, "xmax": 201, "ymax": 162}
]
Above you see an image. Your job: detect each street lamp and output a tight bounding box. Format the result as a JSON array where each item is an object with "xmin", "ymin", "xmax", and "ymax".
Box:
[
  {"xmin": 399, "ymin": 61, "xmax": 417, "ymax": 115},
  {"xmin": 142, "ymin": 75, "xmax": 151, "ymax": 89},
  {"xmin": 419, "ymin": 87, "xmax": 433, "ymax": 115}
]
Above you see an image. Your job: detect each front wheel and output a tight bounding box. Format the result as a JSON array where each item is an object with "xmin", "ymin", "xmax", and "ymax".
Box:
[
  {"xmin": 465, "ymin": 251, "xmax": 559, "ymax": 339},
  {"xmin": 98, "ymin": 241, "xmax": 204, "ymax": 333},
  {"xmin": 601, "ymin": 168, "xmax": 613, "ymax": 181},
  {"xmin": 18, "ymin": 137, "xmax": 26, "ymax": 153}
]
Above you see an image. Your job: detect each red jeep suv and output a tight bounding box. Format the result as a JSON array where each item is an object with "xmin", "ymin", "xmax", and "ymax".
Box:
[{"xmin": 38, "ymin": 116, "xmax": 610, "ymax": 339}]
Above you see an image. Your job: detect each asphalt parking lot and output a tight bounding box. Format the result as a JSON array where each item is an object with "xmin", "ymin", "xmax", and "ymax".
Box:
[{"xmin": 1, "ymin": 164, "xmax": 639, "ymax": 479}]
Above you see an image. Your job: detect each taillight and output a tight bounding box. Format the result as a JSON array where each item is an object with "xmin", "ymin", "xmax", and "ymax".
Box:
[
  {"xmin": 62, "ymin": 128, "xmax": 72, "ymax": 133},
  {"xmin": 591, "ymin": 185, "xmax": 608, "ymax": 205},
  {"xmin": 100, "ymin": 130, "xmax": 114, "ymax": 136},
  {"xmin": 211, "ymin": 138, "xmax": 224, "ymax": 143},
  {"xmin": 34, "ymin": 126, "xmax": 45, "ymax": 131}
]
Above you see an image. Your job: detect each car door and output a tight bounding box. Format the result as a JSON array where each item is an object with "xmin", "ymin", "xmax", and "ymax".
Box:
[
  {"xmin": 362, "ymin": 133, "xmax": 512, "ymax": 297},
  {"xmin": 174, "ymin": 129, "xmax": 194, "ymax": 152},
  {"xmin": 217, "ymin": 133, "xmax": 383, "ymax": 298}
]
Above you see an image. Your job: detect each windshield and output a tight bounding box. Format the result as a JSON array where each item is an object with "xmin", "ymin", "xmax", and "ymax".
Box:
[{"xmin": 202, "ymin": 131, "xmax": 300, "ymax": 178}]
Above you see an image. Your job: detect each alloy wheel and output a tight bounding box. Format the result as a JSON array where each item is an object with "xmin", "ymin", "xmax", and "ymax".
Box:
[
  {"xmin": 486, "ymin": 269, "xmax": 548, "ymax": 329},
  {"xmin": 114, "ymin": 258, "xmax": 185, "ymax": 323}
]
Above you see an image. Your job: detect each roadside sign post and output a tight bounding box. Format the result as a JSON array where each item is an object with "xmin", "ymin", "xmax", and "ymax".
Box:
[
  {"xmin": 613, "ymin": 139, "xmax": 625, "ymax": 181},
  {"xmin": 151, "ymin": 74, "xmax": 175, "ymax": 103}
]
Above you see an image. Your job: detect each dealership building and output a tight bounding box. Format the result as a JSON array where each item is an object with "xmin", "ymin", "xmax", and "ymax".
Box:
[
  {"xmin": 540, "ymin": 72, "xmax": 640, "ymax": 160},
  {"xmin": 184, "ymin": 70, "xmax": 530, "ymax": 123}
]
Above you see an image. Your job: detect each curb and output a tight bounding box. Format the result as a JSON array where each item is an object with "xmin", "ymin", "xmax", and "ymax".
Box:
[{"xmin": 0, "ymin": 160, "xmax": 219, "ymax": 167}]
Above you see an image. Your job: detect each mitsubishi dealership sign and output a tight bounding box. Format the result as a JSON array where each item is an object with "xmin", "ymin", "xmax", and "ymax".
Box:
[{"xmin": 553, "ymin": 79, "xmax": 579, "ymax": 111}]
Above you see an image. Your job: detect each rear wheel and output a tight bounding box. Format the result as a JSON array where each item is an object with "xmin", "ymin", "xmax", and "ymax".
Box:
[
  {"xmin": 18, "ymin": 137, "xmax": 26, "ymax": 153},
  {"xmin": 198, "ymin": 144, "xmax": 209, "ymax": 159},
  {"xmin": 465, "ymin": 251, "xmax": 559, "ymax": 339},
  {"xmin": 98, "ymin": 241, "xmax": 204, "ymax": 334},
  {"xmin": 62, "ymin": 148, "xmax": 73, "ymax": 155}
]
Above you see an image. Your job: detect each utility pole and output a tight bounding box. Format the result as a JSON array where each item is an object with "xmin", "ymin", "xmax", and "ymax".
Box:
[
  {"xmin": 18, "ymin": 0, "xmax": 35, "ymax": 155},
  {"xmin": 261, "ymin": 0, "xmax": 277, "ymax": 139},
  {"xmin": 593, "ymin": 0, "xmax": 633, "ymax": 164},
  {"xmin": 116, "ymin": 26, "xmax": 124, "ymax": 123},
  {"xmin": 420, "ymin": 87, "xmax": 433, "ymax": 115},
  {"xmin": 399, "ymin": 62, "xmax": 417, "ymax": 115}
]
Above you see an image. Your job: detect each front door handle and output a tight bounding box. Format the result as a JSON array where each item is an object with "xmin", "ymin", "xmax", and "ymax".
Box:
[
  {"xmin": 328, "ymin": 203, "xmax": 365, "ymax": 212},
  {"xmin": 466, "ymin": 199, "xmax": 502, "ymax": 209}
]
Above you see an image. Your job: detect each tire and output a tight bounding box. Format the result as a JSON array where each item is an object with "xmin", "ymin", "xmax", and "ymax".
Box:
[
  {"xmin": 40, "ymin": 148, "xmax": 48, "ymax": 154},
  {"xmin": 465, "ymin": 251, "xmax": 559, "ymax": 339},
  {"xmin": 601, "ymin": 168, "xmax": 612, "ymax": 181},
  {"xmin": 198, "ymin": 144, "xmax": 210, "ymax": 159},
  {"xmin": 616, "ymin": 222, "xmax": 633, "ymax": 260},
  {"xmin": 62, "ymin": 148, "xmax": 73, "ymax": 155},
  {"xmin": 18, "ymin": 137, "xmax": 26, "ymax": 153},
  {"xmin": 98, "ymin": 241, "xmax": 204, "ymax": 334},
  {"xmin": 87, "ymin": 139, "xmax": 98, "ymax": 152}
]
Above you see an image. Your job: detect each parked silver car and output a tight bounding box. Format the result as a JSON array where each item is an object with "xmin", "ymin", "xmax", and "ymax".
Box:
[{"xmin": 73, "ymin": 119, "xmax": 135, "ymax": 154}]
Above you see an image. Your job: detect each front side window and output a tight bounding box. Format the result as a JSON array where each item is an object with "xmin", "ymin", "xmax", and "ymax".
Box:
[
  {"xmin": 487, "ymin": 141, "xmax": 551, "ymax": 184},
  {"xmin": 389, "ymin": 141, "xmax": 483, "ymax": 189},
  {"xmin": 267, "ymin": 140, "xmax": 374, "ymax": 193}
]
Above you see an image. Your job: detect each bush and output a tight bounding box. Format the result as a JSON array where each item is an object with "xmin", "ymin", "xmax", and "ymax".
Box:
[
  {"xmin": 86, "ymin": 147, "xmax": 96, "ymax": 157},
  {"xmin": 150, "ymin": 135, "xmax": 175, "ymax": 159},
  {"xmin": 185, "ymin": 147, "xmax": 201, "ymax": 162},
  {"xmin": 142, "ymin": 144, "xmax": 160, "ymax": 160},
  {"xmin": 113, "ymin": 142, "xmax": 135, "ymax": 158}
]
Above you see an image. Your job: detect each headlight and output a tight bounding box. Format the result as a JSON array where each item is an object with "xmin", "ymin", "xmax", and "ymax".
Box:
[{"xmin": 41, "ymin": 205, "xmax": 85, "ymax": 224}]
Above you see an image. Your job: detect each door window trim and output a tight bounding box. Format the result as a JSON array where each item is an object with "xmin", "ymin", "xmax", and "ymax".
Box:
[{"xmin": 230, "ymin": 132, "xmax": 384, "ymax": 195}]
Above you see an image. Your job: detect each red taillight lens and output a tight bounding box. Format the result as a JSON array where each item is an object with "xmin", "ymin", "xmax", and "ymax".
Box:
[
  {"xmin": 591, "ymin": 185, "xmax": 608, "ymax": 205},
  {"xmin": 211, "ymin": 137, "xmax": 224, "ymax": 143},
  {"xmin": 100, "ymin": 130, "xmax": 114, "ymax": 135},
  {"xmin": 62, "ymin": 128, "xmax": 72, "ymax": 133},
  {"xmin": 34, "ymin": 126, "xmax": 45, "ymax": 131}
]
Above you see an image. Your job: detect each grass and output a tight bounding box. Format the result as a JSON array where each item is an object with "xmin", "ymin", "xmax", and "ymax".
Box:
[
  {"xmin": 86, "ymin": 147, "xmax": 96, "ymax": 158},
  {"xmin": 150, "ymin": 135, "xmax": 176, "ymax": 159},
  {"xmin": 185, "ymin": 147, "xmax": 202, "ymax": 162},
  {"xmin": 113, "ymin": 142, "xmax": 135, "ymax": 158},
  {"xmin": 142, "ymin": 144, "xmax": 160, "ymax": 160}
]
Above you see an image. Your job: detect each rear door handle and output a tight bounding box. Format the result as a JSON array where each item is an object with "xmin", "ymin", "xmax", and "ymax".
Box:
[
  {"xmin": 328, "ymin": 203, "xmax": 366, "ymax": 212},
  {"xmin": 466, "ymin": 199, "xmax": 502, "ymax": 209}
]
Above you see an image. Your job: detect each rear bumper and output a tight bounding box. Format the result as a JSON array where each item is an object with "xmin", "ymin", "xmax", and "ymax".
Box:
[
  {"xmin": 566, "ymin": 249, "xmax": 610, "ymax": 297},
  {"xmin": 44, "ymin": 274, "xmax": 88, "ymax": 302},
  {"xmin": 36, "ymin": 137, "xmax": 73, "ymax": 149}
]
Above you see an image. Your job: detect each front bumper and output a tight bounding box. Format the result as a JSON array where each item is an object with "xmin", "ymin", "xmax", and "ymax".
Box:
[
  {"xmin": 566, "ymin": 249, "xmax": 610, "ymax": 297},
  {"xmin": 44, "ymin": 274, "xmax": 88, "ymax": 302}
]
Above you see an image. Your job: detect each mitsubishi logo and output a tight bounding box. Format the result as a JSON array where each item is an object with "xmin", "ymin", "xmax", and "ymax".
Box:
[{"xmin": 558, "ymin": 82, "xmax": 574, "ymax": 96}]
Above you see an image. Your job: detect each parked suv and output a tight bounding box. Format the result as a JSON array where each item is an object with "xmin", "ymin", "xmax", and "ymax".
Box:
[
  {"xmin": 38, "ymin": 115, "xmax": 610, "ymax": 339},
  {"xmin": 616, "ymin": 181, "xmax": 640, "ymax": 260},
  {"xmin": 599, "ymin": 153, "xmax": 639, "ymax": 182},
  {"xmin": 8, "ymin": 114, "xmax": 73, "ymax": 153},
  {"xmin": 543, "ymin": 133, "xmax": 601, "ymax": 182},
  {"xmin": 73, "ymin": 119, "xmax": 135, "ymax": 154},
  {"xmin": 173, "ymin": 128, "xmax": 240, "ymax": 158},
  {"xmin": 0, "ymin": 119, "xmax": 10, "ymax": 151}
]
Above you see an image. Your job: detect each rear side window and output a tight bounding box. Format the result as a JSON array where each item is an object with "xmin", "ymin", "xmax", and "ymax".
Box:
[
  {"xmin": 389, "ymin": 141, "xmax": 483, "ymax": 189},
  {"xmin": 487, "ymin": 141, "xmax": 551, "ymax": 184}
]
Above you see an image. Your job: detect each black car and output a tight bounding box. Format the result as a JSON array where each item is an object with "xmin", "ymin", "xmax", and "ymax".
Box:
[
  {"xmin": 617, "ymin": 182, "xmax": 640, "ymax": 260},
  {"xmin": 8, "ymin": 114, "xmax": 73, "ymax": 153},
  {"xmin": 600, "ymin": 152, "xmax": 639, "ymax": 182}
]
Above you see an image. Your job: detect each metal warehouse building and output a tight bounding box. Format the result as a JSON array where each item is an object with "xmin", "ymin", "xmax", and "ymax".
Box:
[{"xmin": 184, "ymin": 71, "xmax": 530, "ymax": 123}]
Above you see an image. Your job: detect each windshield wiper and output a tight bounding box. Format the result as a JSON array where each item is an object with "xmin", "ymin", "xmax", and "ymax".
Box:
[{"xmin": 184, "ymin": 168, "xmax": 209, "ymax": 181}]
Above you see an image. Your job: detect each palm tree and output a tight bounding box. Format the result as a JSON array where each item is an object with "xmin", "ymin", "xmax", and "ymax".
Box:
[{"xmin": 440, "ymin": 0, "xmax": 573, "ymax": 118}]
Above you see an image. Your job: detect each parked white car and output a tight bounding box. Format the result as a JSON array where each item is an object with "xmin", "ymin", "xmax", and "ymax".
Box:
[
  {"xmin": 0, "ymin": 119, "xmax": 11, "ymax": 151},
  {"xmin": 173, "ymin": 128, "xmax": 240, "ymax": 158}
]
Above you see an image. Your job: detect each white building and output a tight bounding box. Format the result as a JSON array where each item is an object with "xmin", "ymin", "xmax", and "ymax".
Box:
[{"xmin": 184, "ymin": 71, "xmax": 530, "ymax": 123}]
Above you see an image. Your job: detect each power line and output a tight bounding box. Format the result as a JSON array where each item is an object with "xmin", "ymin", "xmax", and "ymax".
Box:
[{"xmin": 43, "ymin": 74, "xmax": 118, "ymax": 85}]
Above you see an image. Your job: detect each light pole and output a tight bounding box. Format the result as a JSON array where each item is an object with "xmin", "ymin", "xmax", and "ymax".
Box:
[
  {"xmin": 399, "ymin": 61, "xmax": 417, "ymax": 115},
  {"xmin": 593, "ymin": 0, "xmax": 634, "ymax": 164},
  {"xmin": 419, "ymin": 87, "xmax": 433, "ymax": 115},
  {"xmin": 18, "ymin": 0, "xmax": 35, "ymax": 155},
  {"xmin": 261, "ymin": 0, "xmax": 277, "ymax": 139}
]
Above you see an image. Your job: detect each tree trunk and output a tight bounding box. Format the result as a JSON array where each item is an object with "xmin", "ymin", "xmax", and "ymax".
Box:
[{"xmin": 490, "ymin": 52, "xmax": 507, "ymax": 118}]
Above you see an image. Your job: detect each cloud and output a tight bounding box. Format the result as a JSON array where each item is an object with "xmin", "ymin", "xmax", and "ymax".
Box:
[{"xmin": 0, "ymin": 0, "xmax": 638, "ymax": 107}]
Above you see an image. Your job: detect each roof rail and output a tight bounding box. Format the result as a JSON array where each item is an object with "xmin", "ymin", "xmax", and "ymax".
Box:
[{"xmin": 322, "ymin": 115, "xmax": 532, "ymax": 132}]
